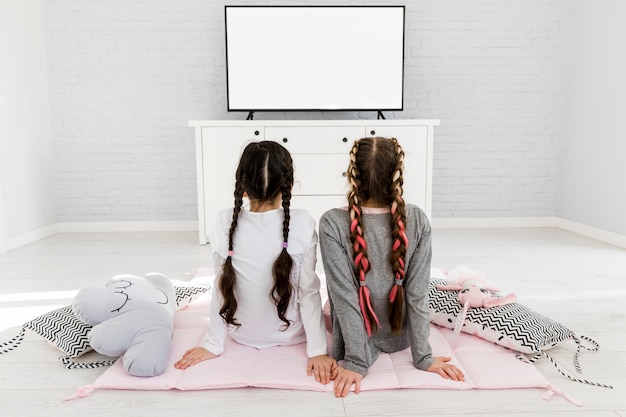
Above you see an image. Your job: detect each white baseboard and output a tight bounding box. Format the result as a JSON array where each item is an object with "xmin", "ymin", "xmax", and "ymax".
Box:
[
  {"xmin": 4, "ymin": 221, "xmax": 198, "ymax": 252},
  {"xmin": 6, "ymin": 223, "xmax": 60, "ymax": 251},
  {"xmin": 4, "ymin": 218, "xmax": 625, "ymax": 252},
  {"xmin": 431, "ymin": 216, "xmax": 626, "ymax": 249},
  {"xmin": 431, "ymin": 217, "xmax": 558, "ymax": 229},
  {"xmin": 556, "ymin": 218, "xmax": 626, "ymax": 249}
]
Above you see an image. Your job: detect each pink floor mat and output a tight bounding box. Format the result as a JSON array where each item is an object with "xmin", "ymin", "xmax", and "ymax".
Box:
[{"xmin": 66, "ymin": 292, "xmax": 579, "ymax": 405}]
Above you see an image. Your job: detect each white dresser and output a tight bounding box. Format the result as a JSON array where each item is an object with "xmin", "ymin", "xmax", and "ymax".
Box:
[{"xmin": 189, "ymin": 119, "xmax": 438, "ymax": 244}]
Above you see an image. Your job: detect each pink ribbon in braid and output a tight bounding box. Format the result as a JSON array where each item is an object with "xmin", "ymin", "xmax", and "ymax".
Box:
[
  {"xmin": 354, "ymin": 252, "xmax": 369, "ymax": 272},
  {"xmin": 353, "ymin": 235, "xmax": 367, "ymax": 251},
  {"xmin": 351, "ymin": 204, "xmax": 380, "ymax": 336},
  {"xmin": 389, "ymin": 261, "xmax": 405, "ymax": 303},
  {"xmin": 359, "ymin": 284, "xmax": 380, "ymax": 336}
]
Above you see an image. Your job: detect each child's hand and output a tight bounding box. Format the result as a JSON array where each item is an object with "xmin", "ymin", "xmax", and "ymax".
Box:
[
  {"xmin": 306, "ymin": 354, "xmax": 338, "ymax": 385},
  {"xmin": 333, "ymin": 366, "xmax": 363, "ymax": 398},
  {"xmin": 174, "ymin": 346, "xmax": 218, "ymax": 369},
  {"xmin": 427, "ymin": 356, "xmax": 465, "ymax": 381}
]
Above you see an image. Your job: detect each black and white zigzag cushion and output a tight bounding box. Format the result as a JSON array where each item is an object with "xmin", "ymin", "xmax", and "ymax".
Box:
[
  {"xmin": 428, "ymin": 269, "xmax": 612, "ymax": 389},
  {"xmin": 26, "ymin": 305, "xmax": 93, "ymax": 357},
  {"xmin": 428, "ymin": 275, "xmax": 574, "ymax": 354},
  {"xmin": 0, "ymin": 305, "xmax": 93, "ymax": 359},
  {"xmin": 172, "ymin": 280, "xmax": 212, "ymax": 309}
]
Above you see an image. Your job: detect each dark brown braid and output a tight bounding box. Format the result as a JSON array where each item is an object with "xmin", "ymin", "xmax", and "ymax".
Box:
[
  {"xmin": 271, "ymin": 182, "xmax": 293, "ymax": 330},
  {"xmin": 218, "ymin": 141, "xmax": 294, "ymax": 329},
  {"xmin": 218, "ymin": 182, "xmax": 244, "ymax": 327}
]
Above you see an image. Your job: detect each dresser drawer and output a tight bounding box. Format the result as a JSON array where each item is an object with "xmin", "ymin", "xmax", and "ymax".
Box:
[
  {"xmin": 364, "ymin": 125, "xmax": 428, "ymax": 147},
  {"xmin": 265, "ymin": 126, "xmax": 363, "ymax": 154},
  {"xmin": 292, "ymin": 154, "xmax": 349, "ymax": 196}
]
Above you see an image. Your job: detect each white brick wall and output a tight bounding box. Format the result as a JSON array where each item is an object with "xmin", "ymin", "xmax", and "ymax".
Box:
[
  {"xmin": 43, "ymin": 0, "xmax": 571, "ymax": 221},
  {"xmin": 406, "ymin": 1, "xmax": 569, "ymax": 217}
]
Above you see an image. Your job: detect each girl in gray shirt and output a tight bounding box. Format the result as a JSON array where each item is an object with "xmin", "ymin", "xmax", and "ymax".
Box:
[{"xmin": 319, "ymin": 137, "xmax": 464, "ymax": 398}]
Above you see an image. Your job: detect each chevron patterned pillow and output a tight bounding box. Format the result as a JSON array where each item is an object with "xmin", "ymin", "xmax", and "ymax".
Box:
[
  {"xmin": 428, "ymin": 268, "xmax": 611, "ymax": 388},
  {"xmin": 27, "ymin": 305, "xmax": 93, "ymax": 357},
  {"xmin": 428, "ymin": 275, "xmax": 575, "ymax": 354},
  {"xmin": 172, "ymin": 280, "xmax": 212, "ymax": 309},
  {"xmin": 0, "ymin": 305, "xmax": 94, "ymax": 360}
]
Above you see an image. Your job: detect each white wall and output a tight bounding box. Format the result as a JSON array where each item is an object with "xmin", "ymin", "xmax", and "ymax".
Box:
[
  {"xmin": 44, "ymin": 0, "xmax": 209, "ymax": 222},
  {"xmin": 410, "ymin": 1, "xmax": 569, "ymax": 217},
  {"xmin": 42, "ymin": 0, "xmax": 571, "ymax": 222},
  {"xmin": 560, "ymin": 0, "xmax": 626, "ymax": 236},
  {"xmin": 0, "ymin": 0, "xmax": 57, "ymax": 250}
]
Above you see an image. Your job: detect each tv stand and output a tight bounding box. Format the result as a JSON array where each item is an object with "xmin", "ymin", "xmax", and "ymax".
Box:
[
  {"xmin": 377, "ymin": 111, "xmax": 386, "ymax": 120},
  {"xmin": 246, "ymin": 111, "xmax": 254, "ymax": 120},
  {"xmin": 189, "ymin": 119, "xmax": 439, "ymax": 245}
]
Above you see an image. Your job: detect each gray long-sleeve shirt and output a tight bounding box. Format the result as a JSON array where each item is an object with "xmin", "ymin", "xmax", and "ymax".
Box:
[{"xmin": 319, "ymin": 204, "xmax": 434, "ymax": 376}]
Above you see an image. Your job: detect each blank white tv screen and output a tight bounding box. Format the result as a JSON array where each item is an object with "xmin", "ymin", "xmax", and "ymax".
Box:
[{"xmin": 225, "ymin": 6, "xmax": 405, "ymax": 112}]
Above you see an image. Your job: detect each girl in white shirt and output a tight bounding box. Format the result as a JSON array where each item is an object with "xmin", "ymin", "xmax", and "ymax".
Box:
[{"xmin": 174, "ymin": 141, "xmax": 337, "ymax": 385}]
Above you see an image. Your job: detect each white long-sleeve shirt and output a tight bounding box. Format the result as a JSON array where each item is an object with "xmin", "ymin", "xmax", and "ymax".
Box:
[{"xmin": 201, "ymin": 207, "xmax": 328, "ymax": 358}]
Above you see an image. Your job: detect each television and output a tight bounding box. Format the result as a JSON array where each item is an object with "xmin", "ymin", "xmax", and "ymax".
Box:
[{"xmin": 224, "ymin": 5, "xmax": 405, "ymax": 113}]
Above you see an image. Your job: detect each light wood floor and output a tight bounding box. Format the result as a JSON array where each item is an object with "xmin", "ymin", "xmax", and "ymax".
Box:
[{"xmin": 0, "ymin": 228, "xmax": 624, "ymax": 417}]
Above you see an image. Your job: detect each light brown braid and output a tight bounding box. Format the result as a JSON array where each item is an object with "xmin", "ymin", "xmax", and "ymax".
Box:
[{"xmin": 388, "ymin": 137, "xmax": 408, "ymax": 334}]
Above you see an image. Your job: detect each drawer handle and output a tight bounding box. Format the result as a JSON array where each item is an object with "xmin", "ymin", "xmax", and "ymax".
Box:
[
  {"xmin": 370, "ymin": 130, "xmax": 376, "ymax": 135},
  {"xmin": 254, "ymin": 130, "xmax": 260, "ymax": 136},
  {"xmin": 342, "ymin": 172, "xmax": 347, "ymax": 177},
  {"xmin": 282, "ymin": 137, "xmax": 288, "ymax": 143},
  {"xmin": 342, "ymin": 137, "xmax": 348, "ymax": 143}
]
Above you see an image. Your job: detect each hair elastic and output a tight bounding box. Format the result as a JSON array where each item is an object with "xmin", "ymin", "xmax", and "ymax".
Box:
[
  {"xmin": 227, "ymin": 250, "xmax": 234, "ymax": 257},
  {"xmin": 282, "ymin": 242, "xmax": 289, "ymax": 249}
]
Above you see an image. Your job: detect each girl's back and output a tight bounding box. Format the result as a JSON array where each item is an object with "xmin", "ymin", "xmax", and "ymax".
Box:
[{"xmin": 210, "ymin": 206, "xmax": 318, "ymax": 349}]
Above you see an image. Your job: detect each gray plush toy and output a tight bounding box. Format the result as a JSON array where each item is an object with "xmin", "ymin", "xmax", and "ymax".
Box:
[{"xmin": 72, "ymin": 273, "xmax": 176, "ymax": 377}]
